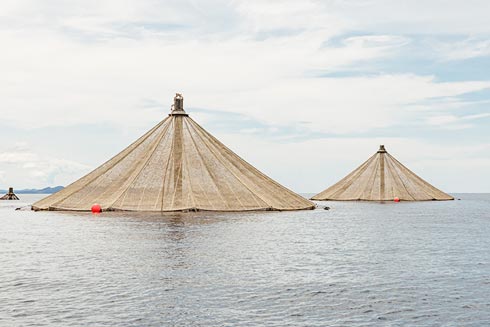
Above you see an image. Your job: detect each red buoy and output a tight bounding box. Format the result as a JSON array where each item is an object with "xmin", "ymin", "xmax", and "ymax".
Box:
[
  {"xmin": 394, "ymin": 197, "xmax": 400, "ymax": 203},
  {"xmin": 91, "ymin": 204, "xmax": 102, "ymax": 213}
]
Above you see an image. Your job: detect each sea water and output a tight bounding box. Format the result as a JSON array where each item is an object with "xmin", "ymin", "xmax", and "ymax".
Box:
[{"xmin": 1, "ymin": 194, "xmax": 489, "ymax": 326}]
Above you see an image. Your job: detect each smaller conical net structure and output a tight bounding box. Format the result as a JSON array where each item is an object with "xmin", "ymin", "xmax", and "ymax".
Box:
[
  {"xmin": 0, "ymin": 187, "xmax": 19, "ymax": 200},
  {"xmin": 33, "ymin": 94, "xmax": 314, "ymax": 212},
  {"xmin": 311, "ymin": 145, "xmax": 453, "ymax": 201}
]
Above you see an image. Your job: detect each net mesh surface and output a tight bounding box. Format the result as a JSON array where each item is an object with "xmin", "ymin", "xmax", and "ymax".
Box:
[
  {"xmin": 311, "ymin": 146, "xmax": 453, "ymax": 201},
  {"xmin": 33, "ymin": 114, "xmax": 315, "ymax": 211}
]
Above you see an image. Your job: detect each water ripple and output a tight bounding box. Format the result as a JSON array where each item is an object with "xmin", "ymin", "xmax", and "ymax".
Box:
[{"xmin": 1, "ymin": 194, "xmax": 490, "ymax": 326}]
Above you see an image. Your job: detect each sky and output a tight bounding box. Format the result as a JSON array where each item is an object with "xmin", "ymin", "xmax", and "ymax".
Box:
[{"xmin": 0, "ymin": 0, "xmax": 489, "ymax": 193}]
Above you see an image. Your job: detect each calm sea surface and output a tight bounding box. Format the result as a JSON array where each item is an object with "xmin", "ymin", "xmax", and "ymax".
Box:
[{"xmin": 1, "ymin": 194, "xmax": 490, "ymax": 326}]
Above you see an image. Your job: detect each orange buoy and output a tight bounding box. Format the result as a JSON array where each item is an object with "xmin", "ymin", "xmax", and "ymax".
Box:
[
  {"xmin": 91, "ymin": 204, "xmax": 102, "ymax": 213},
  {"xmin": 394, "ymin": 197, "xmax": 400, "ymax": 202}
]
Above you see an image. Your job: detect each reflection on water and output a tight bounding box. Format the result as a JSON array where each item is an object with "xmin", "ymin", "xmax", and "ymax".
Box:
[{"xmin": 1, "ymin": 194, "xmax": 490, "ymax": 326}]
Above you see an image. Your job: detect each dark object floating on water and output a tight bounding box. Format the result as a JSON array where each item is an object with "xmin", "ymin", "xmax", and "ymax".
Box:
[
  {"xmin": 324, "ymin": 206, "xmax": 330, "ymax": 210},
  {"xmin": 0, "ymin": 187, "xmax": 19, "ymax": 200},
  {"xmin": 16, "ymin": 206, "xmax": 32, "ymax": 211}
]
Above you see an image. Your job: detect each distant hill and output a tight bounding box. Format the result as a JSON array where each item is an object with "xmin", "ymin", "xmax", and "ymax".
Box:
[{"xmin": 0, "ymin": 186, "xmax": 64, "ymax": 194}]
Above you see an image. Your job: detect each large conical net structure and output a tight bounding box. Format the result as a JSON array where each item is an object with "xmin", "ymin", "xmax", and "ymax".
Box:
[
  {"xmin": 33, "ymin": 94, "xmax": 314, "ymax": 212},
  {"xmin": 311, "ymin": 145, "xmax": 453, "ymax": 201}
]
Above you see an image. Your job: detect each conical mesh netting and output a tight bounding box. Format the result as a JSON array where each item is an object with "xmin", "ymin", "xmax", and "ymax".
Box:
[
  {"xmin": 311, "ymin": 146, "xmax": 453, "ymax": 201},
  {"xmin": 34, "ymin": 109, "xmax": 314, "ymax": 211}
]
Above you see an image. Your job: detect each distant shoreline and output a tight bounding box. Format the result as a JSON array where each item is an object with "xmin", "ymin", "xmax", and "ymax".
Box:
[{"xmin": 0, "ymin": 186, "xmax": 64, "ymax": 194}]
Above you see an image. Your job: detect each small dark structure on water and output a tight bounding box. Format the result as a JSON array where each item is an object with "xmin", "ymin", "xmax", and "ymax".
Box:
[{"xmin": 1, "ymin": 187, "xmax": 19, "ymax": 200}]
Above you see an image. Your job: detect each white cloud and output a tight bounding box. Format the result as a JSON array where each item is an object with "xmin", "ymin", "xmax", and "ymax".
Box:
[
  {"xmin": 235, "ymin": 0, "xmax": 348, "ymax": 36},
  {"xmin": 426, "ymin": 112, "xmax": 490, "ymax": 129},
  {"xmin": 0, "ymin": 145, "xmax": 90, "ymax": 188},
  {"xmin": 1, "ymin": 25, "xmax": 488, "ymax": 134},
  {"xmin": 0, "ymin": 0, "xmax": 489, "ymax": 191},
  {"xmin": 342, "ymin": 35, "xmax": 410, "ymax": 48},
  {"xmin": 0, "ymin": 26, "xmax": 415, "ymax": 132},
  {"xmin": 326, "ymin": 0, "xmax": 490, "ymax": 35},
  {"xmin": 431, "ymin": 37, "xmax": 490, "ymax": 61},
  {"xmin": 207, "ymin": 74, "xmax": 490, "ymax": 134},
  {"xmin": 1, "ymin": 0, "xmax": 488, "ymax": 133}
]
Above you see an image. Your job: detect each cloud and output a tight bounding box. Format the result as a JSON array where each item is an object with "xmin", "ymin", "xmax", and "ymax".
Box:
[
  {"xmin": 1, "ymin": 0, "xmax": 490, "ymax": 191},
  {"xmin": 1, "ymin": 23, "xmax": 488, "ymax": 135},
  {"xmin": 235, "ymin": 0, "xmax": 348, "ymax": 36},
  {"xmin": 210, "ymin": 74, "xmax": 490, "ymax": 134},
  {"xmin": 0, "ymin": 144, "xmax": 90, "ymax": 188},
  {"xmin": 425, "ymin": 112, "xmax": 490, "ymax": 129},
  {"xmin": 325, "ymin": 0, "xmax": 490, "ymax": 35},
  {"xmin": 0, "ymin": 25, "xmax": 415, "ymax": 133},
  {"xmin": 341, "ymin": 35, "xmax": 410, "ymax": 48},
  {"xmin": 1, "ymin": 0, "xmax": 489, "ymax": 134},
  {"xmin": 431, "ymin": 37, "xmax": 490, "ymax": 61}
]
